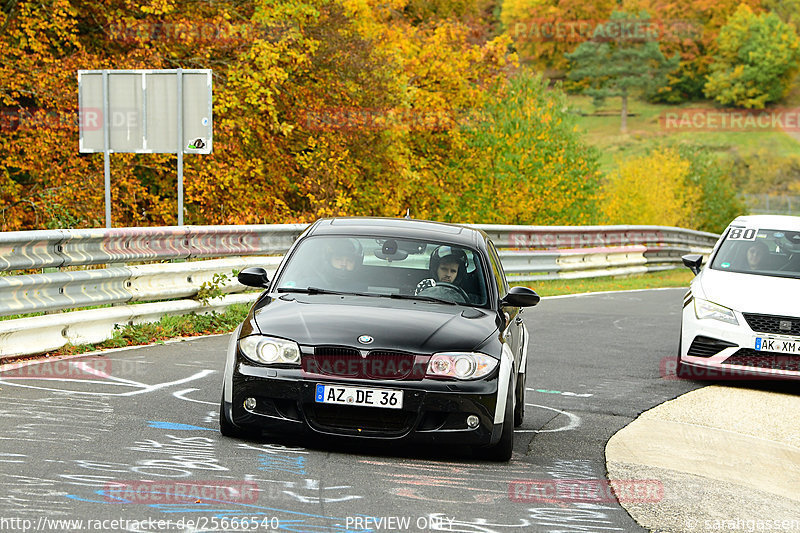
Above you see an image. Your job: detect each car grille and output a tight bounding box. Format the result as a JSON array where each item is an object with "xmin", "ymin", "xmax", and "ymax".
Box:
[
  {"xmin": 723, "ymin": 349, "xmax": 800, "ymax": 372},
  {"xmin": 308, "ymin": 404, "xmax": 415, "ymax": 434},
  {"xmin": 687, "ymin": 336, "xmax": 737, "ymax": 358},
  {"xmin": 743, "ymin": 313, "xmax": 800, "ymax": 336},
  {"xmin": 302, "ymin": 347, "xmax": 425, "ymax": 380}
]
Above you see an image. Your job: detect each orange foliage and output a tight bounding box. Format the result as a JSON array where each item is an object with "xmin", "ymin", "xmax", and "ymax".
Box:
[{"xmin": 1, "ymin": 0, "xmax": 521, "ymax": 229}]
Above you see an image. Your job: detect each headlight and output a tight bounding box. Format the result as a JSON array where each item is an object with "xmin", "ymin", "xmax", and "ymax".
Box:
[
  {"xmin": 238, "ymin": 336, "xmax": 301, "ymax": 365},
  {"xmin": 426, "ymin": 353, "xmax": 498, "ymax": 380},
  {"xmin": 694, "ymin": 298, "xmax": 738, "ymax": 325}
]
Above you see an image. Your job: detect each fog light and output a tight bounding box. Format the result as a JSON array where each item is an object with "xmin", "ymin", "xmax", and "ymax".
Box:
[
  {"xmin": 466, "ymin": 415, "xmax": 480, "ymax": 428},
  {"xmin": 244, "ymin": 397, "xmax": 257, "ymax": 410}
]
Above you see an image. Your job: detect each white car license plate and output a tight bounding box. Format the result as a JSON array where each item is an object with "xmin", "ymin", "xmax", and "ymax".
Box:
[
  {"xmin": 754, "ymin": 336, "xmax": 800, "ymax": 354},
  {"xmin": 315, "ymin": 384, "xmax": 403, "ymax": 409}
]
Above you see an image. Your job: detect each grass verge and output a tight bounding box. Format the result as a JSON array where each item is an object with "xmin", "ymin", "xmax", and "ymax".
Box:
[
  {"xmin": 47, "ymin": 303, "xmax": 251, "ymax": 357},
  {"xmin": 566, "ymin": 94, "xmax": 800, "ymax": 174}
]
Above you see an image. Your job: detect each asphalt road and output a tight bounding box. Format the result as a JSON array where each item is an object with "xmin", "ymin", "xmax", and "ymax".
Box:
[{"xmin": 0, "ymin": 288, "xmax": 702, "ymax": 533}]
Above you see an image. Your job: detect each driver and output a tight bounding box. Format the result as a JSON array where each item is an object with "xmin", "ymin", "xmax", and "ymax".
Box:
[
  {"xmin": 415, "ymin": 246, "xmax": 468, "ymax": 296},
  {"xmin": 745, "ymin": 241, "xmax": 768, "ymax": 270}
]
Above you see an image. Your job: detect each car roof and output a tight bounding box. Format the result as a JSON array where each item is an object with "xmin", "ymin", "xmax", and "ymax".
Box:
[
  {"xmin": 730, "ymin": 215, "xmax": 800, "ymax": 231},
  {"xmin": 306, "ymin": 217, "xmax": 487, "ymax": 248}
]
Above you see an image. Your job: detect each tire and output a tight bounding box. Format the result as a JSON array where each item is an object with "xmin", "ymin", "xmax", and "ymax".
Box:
[
  {"xmin": 513, "ymin": 371, "xmax": 525, "ymax": 427},
  {"xmin": 676, "ymin": 326, "xmax": 693, "ymax": 379},
  {"xmin": 219, "ymin": 392, "xmax": 256, "ymax": 438},
  {"xmin": 482, "ymin": 375, "xmax": 515, "ymax": 462}
]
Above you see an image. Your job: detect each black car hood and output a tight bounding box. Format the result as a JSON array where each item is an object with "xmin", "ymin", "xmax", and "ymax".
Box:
[{"xmin": 251, "ymin": 294, "xmax": 498, "ymax": 354}]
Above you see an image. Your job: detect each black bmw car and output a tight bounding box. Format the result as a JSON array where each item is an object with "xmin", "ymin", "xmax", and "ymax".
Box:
[{"xmin": 220, "ymin": 217, "xmax": 539, "ymax": 461}]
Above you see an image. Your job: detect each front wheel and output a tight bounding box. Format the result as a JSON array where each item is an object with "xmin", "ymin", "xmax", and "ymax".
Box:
[
  {"xmin": 219, "ymin": 394, "xmax": 239, "ymax": 437},
  {"xmin": 676, "ymin": 326, "xmax": 693, "ymax": 379},
  {"xmin": 513, "ymin": 372, "xmax": 525, "ymax": 427},
  {"xmin": 480, "ymin": 376, "xmax": 515, "ymax": 462},
  {"xmin": 219, "ymin": 393, "xmax": 257, "ymax": 439}
]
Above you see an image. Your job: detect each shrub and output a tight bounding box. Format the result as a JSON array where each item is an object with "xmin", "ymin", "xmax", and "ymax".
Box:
[
  {"xmin": 601, "ymin": 148, "xmax": 698, "ymax": 227},
  {"xmin": 676, "ymin": 145, "xmax": 745, "ymax": 234},
  {"xmin": 602, "ymin": 146, "xmax": 744, "ymax": 233}
]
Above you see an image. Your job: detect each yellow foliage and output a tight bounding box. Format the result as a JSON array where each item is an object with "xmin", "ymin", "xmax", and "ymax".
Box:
[{"xmin": 601, "ymin": 149, "xmax": 700, "ymax": 227}]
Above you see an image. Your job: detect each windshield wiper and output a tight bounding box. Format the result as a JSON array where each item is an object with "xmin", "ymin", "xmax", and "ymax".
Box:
[
  {"xmin": 387, "ymin": 293, "xmax": 457, "ymax": 305},
  {"xmin": 277, "ymin": 287, "xmax": 373, "ymax": 297},
  {"xmin": 277, "ymin": 287, "xmax": 459, "ymax": 305}
]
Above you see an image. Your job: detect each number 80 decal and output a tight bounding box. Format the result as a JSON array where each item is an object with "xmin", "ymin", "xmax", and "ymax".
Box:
[{"xmin": 727, "ymin": 227, "xmax": 758, "ymax": 241}]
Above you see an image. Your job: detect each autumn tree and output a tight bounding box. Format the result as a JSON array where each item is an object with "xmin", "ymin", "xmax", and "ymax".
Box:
[
  {"xmin": 704, "ymin": 4, "xmax": 800, "ymax": 109},
  {"xmin": 501, "ymin": 0, "xmax": 618, "ymax": 73},
  {"xmin": 763, "ymin": 0, "xmax": 800, "ymax": 25},
  {"xmin": 620, "ymin": 0, "xmax": 764, "ymax": 102},
  {"xmin": 0, "ymin": 0, "xmax": 514, "ymax": 228},
  {"xmin": 565, "ymin": 11, "xmax": 679, "ymax": 132},
  {"xmin": 444, "ymin": 70, "xmax": 602, "ymax": 225},
  {"xmin": 0, "ymin": 0, "xmax": 260, "ymax": 228}
]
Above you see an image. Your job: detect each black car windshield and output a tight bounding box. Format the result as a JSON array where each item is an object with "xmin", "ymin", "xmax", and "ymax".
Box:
[
  {"xmin": 274, "ymin": 236, "xmax": 489, "ymax": 306},
  {"xmin": 710, "ymin": 226, "xmax": 800, "ymax": 278}
]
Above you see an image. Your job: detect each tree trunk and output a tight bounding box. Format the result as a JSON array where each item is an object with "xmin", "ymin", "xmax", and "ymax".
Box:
[{"xmin": 620, "ymin": 91, "xmax": 628, "ymax": 134}]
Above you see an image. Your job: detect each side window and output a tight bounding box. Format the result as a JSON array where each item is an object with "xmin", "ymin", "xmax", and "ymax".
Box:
[{"xmin": 487, "ymin": 241, "xmax": 509, "ymax": 298}]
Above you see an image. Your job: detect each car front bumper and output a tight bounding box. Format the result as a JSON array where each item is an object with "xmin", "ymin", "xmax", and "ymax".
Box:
[
  {"xmin": 225, "ymin": 360, "xmax": 504, "ymax": 445},
  {"xmin": 680, "ymin": 302, "xmax": 800, "ymax": 380}
]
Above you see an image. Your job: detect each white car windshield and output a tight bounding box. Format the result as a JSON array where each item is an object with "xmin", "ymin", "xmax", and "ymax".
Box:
[
  {"xmin": 275, "ymin": 236, "xmax": 489, "ymax": 306},
  {"xmin": 710, "ymin": 227, "xmax": 800, "ymax": 278}
]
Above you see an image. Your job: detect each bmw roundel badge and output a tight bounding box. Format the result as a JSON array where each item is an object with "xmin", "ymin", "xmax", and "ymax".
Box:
[{"xmin": 357, "ymin": 335, "xmax": 374, "ymax": 345}]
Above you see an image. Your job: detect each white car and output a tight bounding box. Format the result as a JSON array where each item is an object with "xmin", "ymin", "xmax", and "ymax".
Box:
[{"xmin": 678, "ymin": 215, "xmax": 800, "ymax": 380}]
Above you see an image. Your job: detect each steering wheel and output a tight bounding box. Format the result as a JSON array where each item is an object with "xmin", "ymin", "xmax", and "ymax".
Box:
[{"xmin": 421, "ymin": 282, "xmax": 469, "ymax": 304}]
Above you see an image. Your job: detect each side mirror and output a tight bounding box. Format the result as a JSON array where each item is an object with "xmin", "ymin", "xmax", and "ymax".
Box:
[
  {"xmin": 500, "ymin": 286, "xmax": 540, "ymax": 307},
  {"xmin": 682, "ymin": 254, "xmax": 703, "ymax": 275},
  {"xmin": 237, "ymin": 267, "xmax": 270, "ymax": 288}
]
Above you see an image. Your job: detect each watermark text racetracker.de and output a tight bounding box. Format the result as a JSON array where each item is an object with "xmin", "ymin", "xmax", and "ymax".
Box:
[
  {"xmin": 508, "ymin": 479, "xmax": 664, "ymax": 504},
  {"xmin": 510, "ymin": 18, "xmax": 700, "ymax": 43},
  {"xmin": 1, "ymin": 356, "xmax": 149, "ymax": 380},
  {"xmin": 660, "ymin": 108, "xmax": 800, "ymax": 132},
  {"xmin": 661, "ymin": 356, "xmax": 800, "ymax": 380},
  {"xmin": 1, "ymin": 106, "xmax": 123, "ymax": 133},
  {"xmin": 0, "ymin": 516, "xmax": 281, "ymax": 532},
  {"xmin": 103, "ymin": 480, "xmax": 258, "ymax": 504},
  {"xmin": 106, "ymin": 20, "xmax": 292, "ymax": 45}
]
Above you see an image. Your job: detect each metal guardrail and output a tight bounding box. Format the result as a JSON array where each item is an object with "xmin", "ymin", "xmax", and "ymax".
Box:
[
  {"xmin": 0, "ymin": 224, "xmax": 305, "ymax": 270},
  {"xmin": 0, "ymin": 223, "xmax": 719, "ymax": 359},
  {"xmin": 473, "ymin": 224, "xmax": 717, "ymax": 282}
]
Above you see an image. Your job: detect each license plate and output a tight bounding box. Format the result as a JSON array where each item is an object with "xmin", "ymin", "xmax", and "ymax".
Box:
[
  {"xmin": 754, "ymin": 336, "xmax": 800, "ymax": 355},
  {"xmin": 315, "ymin": 384, "xmax": 403, "ymax": 409}
]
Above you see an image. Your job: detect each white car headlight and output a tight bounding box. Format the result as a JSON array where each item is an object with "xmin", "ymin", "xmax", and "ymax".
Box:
[
  {"xmin": 426, "ymin": 353, "xmax": 498, "ymax": 380},
  {"xmin": 694, "ymin": 298, "xmax": 739, "ymax": 325},
  {"xmin": 239, "ymin": 336, "xmax": 301, "ymax": 366}
]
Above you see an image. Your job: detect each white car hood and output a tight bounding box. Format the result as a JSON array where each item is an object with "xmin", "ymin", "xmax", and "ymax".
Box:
[{"xmin": 695, "ymin": 268, "xmax": 800, "ymax": 317}]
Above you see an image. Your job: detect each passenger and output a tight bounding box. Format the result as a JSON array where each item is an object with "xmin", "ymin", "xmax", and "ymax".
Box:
[{"xmin": 312, "ymin": 238, "xmax": 364, "ymax": 289}]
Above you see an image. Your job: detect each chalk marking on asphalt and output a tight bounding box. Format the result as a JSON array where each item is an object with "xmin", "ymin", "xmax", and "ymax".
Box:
[
  {"xmin": 0, "ymin": 369, "xmax": 214, "ymax": 397},
  {"xmin": 173, "ymin": 387, "xmax": 217, "ymax": 405},
  {"xmin": 528, "ymin": 387, "xmax": 593, "ymax": 398},
  {"xmin": 516, "ymin": 404, "xmax": 582, "ymax": 433}
]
